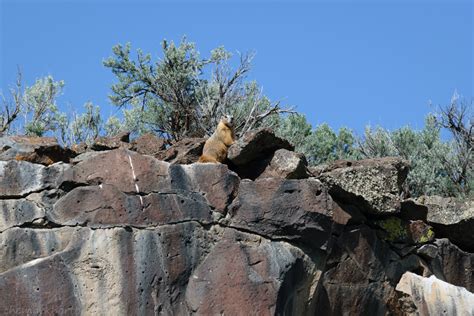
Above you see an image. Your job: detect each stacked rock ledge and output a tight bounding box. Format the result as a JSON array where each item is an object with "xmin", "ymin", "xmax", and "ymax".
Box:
[{"xmin": 0, "ymin": 132, "xmax": 472, "ymax": 315}]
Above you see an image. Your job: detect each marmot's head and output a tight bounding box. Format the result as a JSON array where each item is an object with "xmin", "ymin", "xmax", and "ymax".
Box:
[{"xmin": 221, "ymin": 115, "xmax": 234, "ymax": 127}]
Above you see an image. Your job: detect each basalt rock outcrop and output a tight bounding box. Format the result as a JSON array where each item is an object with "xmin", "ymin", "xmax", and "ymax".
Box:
[{"xmin": 0, "ymin": 133, "xmax": 472, "ymax": 315}]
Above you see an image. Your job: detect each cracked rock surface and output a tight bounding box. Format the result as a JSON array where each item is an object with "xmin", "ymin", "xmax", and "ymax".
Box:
[{"xmin": 0, "ymin": 135, "xmax": 473, "ymax": 315}]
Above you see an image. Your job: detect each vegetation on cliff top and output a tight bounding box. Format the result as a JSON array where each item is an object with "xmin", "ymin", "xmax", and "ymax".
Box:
[{"xmin": 1, "ymin": 38, "xmax": 472, "ymax": 198}]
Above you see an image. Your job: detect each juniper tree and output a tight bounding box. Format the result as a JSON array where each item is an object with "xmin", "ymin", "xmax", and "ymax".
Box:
[{"xmin": 103, "ymin": 37, "xmax": 291, "ymax": 140}]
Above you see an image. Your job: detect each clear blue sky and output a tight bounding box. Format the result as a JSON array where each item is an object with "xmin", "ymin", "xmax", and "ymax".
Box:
[{"xmin": 1, "ymin": 0, "xmax": 472, "ymax": 134}]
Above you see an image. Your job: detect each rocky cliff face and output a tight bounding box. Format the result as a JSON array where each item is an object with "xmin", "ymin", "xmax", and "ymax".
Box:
[{"xmin": 0, "ymin": 132, "xmax": 473, "ymax": 315}]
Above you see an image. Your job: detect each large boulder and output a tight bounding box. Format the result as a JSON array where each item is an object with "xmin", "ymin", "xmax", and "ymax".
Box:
[
  {"xmin": 227, "ymin": 128, "xmax": 293, "ymax": 165},
  {"xmin": 312, "ymin": 157, "xmax": 410, "ymax": 215},
  {"xmin": 227, "ymin": 177, "xmax": 334, "ymax": 248},
  {"xmin": 420, "ymin": 196, "xmax": 474, "ymax": 252},
  {"xmin": 227, "ymin": 128, "xmax": 294, "ymax": 179},
  {"xmin": 0, "ymin": 135, "xmax": 74, "ymax": 165},
  {"xmin": 395, "ymin": 272, "xmax": 474, "ymax": 315},
  {"xmin": 130, "ymin": 133, "xmax": 166, "ymax": 156}
]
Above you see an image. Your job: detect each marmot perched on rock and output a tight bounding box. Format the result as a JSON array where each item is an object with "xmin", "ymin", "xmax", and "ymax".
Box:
[{"xmin": 198, "ymin": 115, "xmax": 235, "ymax": 163}]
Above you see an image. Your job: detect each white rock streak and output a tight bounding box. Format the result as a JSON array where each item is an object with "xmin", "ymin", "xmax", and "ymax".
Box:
[{"xmin": 127, "ymin": 154, "xmax": 144, "ymax": 209}]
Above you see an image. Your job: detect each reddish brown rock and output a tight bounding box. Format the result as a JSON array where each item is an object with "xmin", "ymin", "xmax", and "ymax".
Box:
[
  {"xmin": 0, "ymin": 135, "xmax": 74, "ymax": 165},
  {"xmin": 70, "ymin": 141, "xmax": 88, "ymax": 155},
  {"xmin": 60, "ymin": 149, "xmax": 170, "ymax": 193},
  {"xmin": 0, "ymin": 223, "xmax": 212, "ymax": 315},
  {"xmin": 331, "ymin": 201, "xmax": 366, "ymax": 229},
  {"xmin": 169, "ymin": 163, "xmax": 240, "ymax": 214},
  {"xmin": 51, "ymin": 184, "xmax": 213, "ymax": 227},
  {"xmin": 155, "ymin": 137, "xmax": 206, "ymax": 164},
  {"xmin": 227, "ymin": 128, "xmax": 294, "ymax": 179},
  {"xmin": 185, "ymin": 228, "xmax": 321, "ymax": 315},
  {"xmin": 60, "ymin": 150, "xmax": 239, "ymax": 213},
  {"xmin": 130, "ymin": 133, "xmax": 166, "ymax": 156},
  {"xmin": 228, "ymin": 177, "xmax": 334, "ymax": 248},
  {"xmin": 315, "ymin": 225, "xmax": 431, "ymax": 315}
]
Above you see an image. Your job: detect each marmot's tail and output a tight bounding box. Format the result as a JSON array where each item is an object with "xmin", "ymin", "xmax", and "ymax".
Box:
[{"xmin": 198, "ymin": 155, "xmax": 220, "ymax": 163}]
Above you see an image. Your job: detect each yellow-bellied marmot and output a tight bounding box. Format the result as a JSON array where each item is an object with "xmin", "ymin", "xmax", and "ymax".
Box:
[{"xmin": 198, "ymin": 115, "xmax": 235, "ymax": 163}]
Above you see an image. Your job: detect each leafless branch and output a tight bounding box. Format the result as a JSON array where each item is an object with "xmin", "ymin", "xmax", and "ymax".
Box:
[
  {"xmin": 239, "ymin": 100, "xmax": 295, "ymax": 136},
  {"xmin": 0, "ymin": 69, "xmax": 23, "ymax": 134},
  {"xmin": 436, "ymin": 98, "xmax": 473, "ymax": 195}
]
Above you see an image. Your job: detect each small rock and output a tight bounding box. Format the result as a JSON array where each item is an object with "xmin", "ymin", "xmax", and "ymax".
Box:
[
  {"xmin": 408, "ymin": 220, "xmax": 435, "ymax": 244},
  {"xmin": 31, "ymin": 218, "xmax": 46, "ymax": 226},
  {"xmin": 155, "ymin": 137, "xmax": 206, "ymax": 164},
  {"xmin": 376, "ymin": 218, "xmax": 434, "ymax": 245},
  {"xmin": 70, "ymin": 142, "xmax": 88, "ymax": 155},
  {"xmin": 130, "ymin": 133, "xmax": 166, "ymax": 156},
  {"xmin": 258, "ymin": 149, "xmax": 309, "ymax": 180},
  {"xmin": 90, "ymin": 131, "xmax": 131, "ymax": 151}
]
